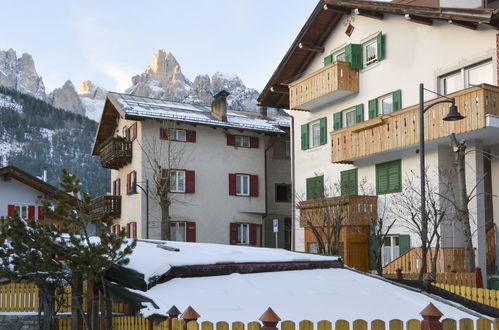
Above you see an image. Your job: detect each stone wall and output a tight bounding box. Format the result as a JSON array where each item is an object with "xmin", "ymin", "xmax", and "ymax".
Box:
[{"xmin": 0, "ymin": 315, "xmax": 39, "ymax": 330}]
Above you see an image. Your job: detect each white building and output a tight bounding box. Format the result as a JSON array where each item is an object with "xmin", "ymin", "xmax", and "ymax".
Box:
[
  {"xmin": 91, "ymin": 91, "xmax": 291, "ymax": 248},
  {"xmin": 259, "ymin": 0, "xmax": 499, "ymax": 275}
]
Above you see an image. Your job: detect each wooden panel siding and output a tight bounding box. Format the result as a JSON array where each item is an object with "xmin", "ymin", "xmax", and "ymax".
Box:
[
  {"xmin": 99, "ymin": 138, "xmax": 133, "ymax": 170},
  {"xmin": 91, "ymin": 195, "xmax": 122, "ymax": 220},
  {"xmin": 383, "ymin": 247, "xmax": 466, "ymax": 274},
  {"xmin": 289, "ymin": 61, "xmax": 359, "ymax": 110},
  {"xmin": 330, "ymin": 84, "xmax": 499, "ymax": 163}
]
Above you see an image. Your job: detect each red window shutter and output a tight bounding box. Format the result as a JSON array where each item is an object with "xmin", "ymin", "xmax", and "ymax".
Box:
[
  {"xmin": 28, "ymin": 206, "xmax": 35, "ymax": 219},
  {"xmin": 185, "ymin": 171, "xmax": 195, "ymax": 193},
  {"xmin": 250, "ymin": 175, "xmax": 259, "ymax": 197},
  {"xmin": 187, "ymin": 130, "xmax": 196, "ymax": 143},
  {"xmin": 112, "ymin": 180, "xmax": 116, "ymax": 195},
  {"xmin": 160, "ymin": 127, "xmax": 169, "ymax": 140},
  {"xmin": 126, "ymin": 223, "xmax": 131, "ymax": 238},
  {"xmin": 228, "ymin": 174, "xmax": 236, "ymax": 195},
  {"xmin": 162, "ymin": 169, "xmax": 169, "ymax": 178},
  {"xmin": 116, "ymin": 179, "xmax": 121, "ymax": 196},
  {"xmin": 131, "ymin": 123, "xmax": 137, "ymax": 141},
  {"xmin": 230, "ymin": 223, "xmax": 237, "ymax": 245},
  {"xmin": 250, "ymin": 137, "xmax": 259, "ymax": 148},
  {"xmin": 7, "ymin": 205, "xmax": 15, "ymax": 217},
  {"xmin": 126, "ymin": 173, "xmax": 131, "ymax": 194},
  {"xmin": 132, "ymin": 222, "xmax": 137, "ymax": 239},
  {"xmin": 227, "ymin": 134, "xmax": 235, "ymax": 146},
  {"xmin": 249, "ymin": 223, "xmax": 257, "ymax": 246},
  {"xmin": 186, "ymin": 222, "xmax": 196, "ymax": 242},
  {"xmin": 38, "ymin": 206, "xmax": 44, "ymax": 221}
]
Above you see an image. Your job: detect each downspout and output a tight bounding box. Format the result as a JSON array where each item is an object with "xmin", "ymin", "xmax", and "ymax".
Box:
[
  {"xmin": 264, "ymin": 138, "xmax": 277, "ymax": 248},
  {"xmin": 291, "ymin": 116, "xmax": 296, "ymax": 251}
]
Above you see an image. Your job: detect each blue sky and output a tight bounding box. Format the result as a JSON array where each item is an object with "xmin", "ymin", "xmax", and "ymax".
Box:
[{"xmin": 0, "ymin": 1, "xmax": 317, "ymax": 92}]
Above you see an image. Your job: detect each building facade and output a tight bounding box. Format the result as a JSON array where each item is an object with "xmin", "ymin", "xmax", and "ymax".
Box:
[
  {"xmin": 91, "ymin": 92, "xmax": 291, "ymax": 248},
  {"xmin": 259, "ymin": 0, "xmax": 499, "ymax": 275}
]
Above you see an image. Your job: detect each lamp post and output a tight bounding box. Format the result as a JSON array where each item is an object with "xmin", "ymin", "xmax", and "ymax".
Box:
[
  {"xmin": 419, "ymin": 83, "xmax": 464, "ymax": 277},
  {"xmin": 131, "ymin": 180, "xmax": 149, "ymax": 239}
]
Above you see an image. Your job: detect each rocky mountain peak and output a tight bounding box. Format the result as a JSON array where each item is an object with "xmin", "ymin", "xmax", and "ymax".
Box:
[
  {"xmin": 79, "ymin": 80, "xmax": 106, "ymax": 100},
  {"xmin": 49, "ymin": 80, "xmax": 85, "ymax": 116}
]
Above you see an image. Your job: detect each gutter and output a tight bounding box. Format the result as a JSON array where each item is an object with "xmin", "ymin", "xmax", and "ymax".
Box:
[
  {"xmin": 291, "ymin": 116, "xmax": 296, "ymax": 251},
  {"xmin": 263, "ymin": 138, "xmax": 277, "ymax": 248}
]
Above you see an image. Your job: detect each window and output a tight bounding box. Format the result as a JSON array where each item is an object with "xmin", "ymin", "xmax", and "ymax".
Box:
[
  {"xmin": 343, "ymin": 108, "xmax": 357, "ymax": 128},
  {"xmin": 363, "ymin": 33, "xmax": 384, "ymax": 67},
  {"xmin": 126, "ymin": 171, "xmax": 137, "ymax": 195},
  {"xmin": 170, "ymin": 170, "xmax": 186, "ymax": 193},
  {"xmin": 230, "ymin": 223, "xmax": 257, "ymax": 245},
  {"xmin": 438, "ymin": 60, "xmax": 493, "ymax": 95},
  {"xmin": 340, "ymin": 169, "xmax": 358, "ymax": 196},
  {"xmin": 368, "ymin": 90, "xmax": 401, "ymax": 119},
  {"xmin": 275, "ymin": 184, "xmax": 292, "ymax": 202},
  {"xmin": 169, "ymin": 129, "xmax": 187, "ymax": 142},
  {"xmin": 333, "ymin": 105, "xmax": 364, "ymax": 130},
  {"xmin": 123, "ymin": 123, "xmax": 137, "ymax": 141},
  {"xmin": 236, "ymin": 174, "xmax": 250, "ymax": 196},
  {"xmin": 170, "ymin": 222, "xmax": 186, "ymax": 241},
  {"xmin": 376, "ymin": 160, "xmax": 401, "ymax": 195},
  {"xmin": 160, "ymin": 128, "xmax": 196, "ymax": 142},
  {"xmin": 381, "ymin": 234, "xmax": 411, "ymax": 266},
  {"xmin": 15, "ymin": 205, "xmax": 29, "ymax": 219},
  {"xmin": 111, "ymin": 224, "xmax": 121, "ymax": 235},
  {"xmin": 237, "ymin": 223, "xmax": 249, "ymax": 244},
  {"xmin": 113, "ymin": 179, "xmax": 121, "ymax": 196},
  {"xmin": 335, "ymin": 50, "xmax": 346, "ymax": 62},
  {"xmin": 306, "ymin": 175, "xmax": 324, "ymax": 201},
  {"xmin": 301, "ymin": 117, "xmax": 326, "ymax": 150},
  {"xmin": 235, "ymin": 135, "xmax": 250, "ymax": 148},
  {"xmin": 126, "ymin": 222, "xmax": 137, "ymax": 239}
]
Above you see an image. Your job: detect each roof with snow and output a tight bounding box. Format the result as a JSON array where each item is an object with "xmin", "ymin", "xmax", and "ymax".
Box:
[
  {"xmin": 107, "ymin": 240, "xmax": 485, "ymax": 323},
  {"xmin": 91, "ymin": 92, "xmax": 290, "ymax": 155}
]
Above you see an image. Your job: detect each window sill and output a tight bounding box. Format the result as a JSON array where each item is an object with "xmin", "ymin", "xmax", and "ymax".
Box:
[{"xmin": 360, "ymin": 60, "xmax": 381, "ymax": 73}]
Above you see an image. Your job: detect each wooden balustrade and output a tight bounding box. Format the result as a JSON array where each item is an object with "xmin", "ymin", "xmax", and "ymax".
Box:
[
  {"xmin": 330, "ymin": 84, "xmax": 499, "ymax": 163},
  {"xmin": 99, "ymin": 138, "xmax": 133, "ymax": 169},
  {"xmin": 289, "ymin": 61, "xmax": 359, "ymax": 110},
  {"xmin": 91, "ymin": 195, "xmax": 121, "ymax": 220},
  {"xmin": 383, "ymin": 247, "xmax": 466, "ymax": 274}
]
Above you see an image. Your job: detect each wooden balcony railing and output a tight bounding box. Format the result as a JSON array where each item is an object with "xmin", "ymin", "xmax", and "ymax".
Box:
[
  {"xmin": 99, "ymin": 138, "xmax": 133, "ymax": 170},
  {"xmin": 91, "ymin": 195, "xmax": 121, "ymax": 220},
  {"xmin": 297, "ymin": 195, "xmax": 377, "ymax": 227},
  {"xmin": 330, "ymin": 84, "xmax": 499, "ymax": 163},
  {"xmin": 288, "ymin": 61, "xmax": 359, "ymax": 110},
  {"xmin": 383, "ymin": 247, "xmax": 466, "ymax": 274}
]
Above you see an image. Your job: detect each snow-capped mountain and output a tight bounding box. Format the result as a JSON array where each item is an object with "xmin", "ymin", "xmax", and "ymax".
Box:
[{"xmin": 78, "ymin": 80, "xmax": 107, "ymax": 122}]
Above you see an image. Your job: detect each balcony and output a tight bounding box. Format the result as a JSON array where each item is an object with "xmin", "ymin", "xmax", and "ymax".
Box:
[
  {"xmin": 330, "ymin": 84, "xmax": 499, "ymax": 163},
  {"xmin": 288, "ymin": 61, "xmax": 359, "ymax": 110},
  {"xmin": 91, "ymin": 195, "xmax": 121, "ymax": 220},
  {"xmin": 99, "ymin": 138, "xmax": 132, "ymax": 170}
]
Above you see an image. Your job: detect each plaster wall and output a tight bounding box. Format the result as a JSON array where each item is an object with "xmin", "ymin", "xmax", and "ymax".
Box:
[{"xmin": 0, "ymin": 178, "xmax": 45, "ymax": 219}]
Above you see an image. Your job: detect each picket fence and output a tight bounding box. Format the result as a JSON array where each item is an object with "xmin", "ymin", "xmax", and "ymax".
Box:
[
  {"xmin": 432, "ymin": 283, "xmax": 499, "ymax": 308},
  {"xmin": 56, "ymin": 316, "xmax": 498, "ymax": 330},
  {"xmin": 384, "ymin": 272, "xmax": 477, "ymax": 288}
]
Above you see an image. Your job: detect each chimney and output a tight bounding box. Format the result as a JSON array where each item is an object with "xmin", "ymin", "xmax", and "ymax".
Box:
[
  {"xmin": 211, "ymin": 90, "xmax": 230, "ymax": 122},
  {"xmin": 42, "ymin": 168, "xmax": 47, "ymax": 182},
  {"xmin": 259, "ymin": 107, "xmax": 268, "ymax": 119}
]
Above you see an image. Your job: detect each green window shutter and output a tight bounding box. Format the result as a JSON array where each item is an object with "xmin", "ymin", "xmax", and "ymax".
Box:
[
  {"xmin": 392, "ymin": 90, "xmax": 402, "ymax": 111},
  {"xmin": 355, "ymin": 104, "xmax": 364, "ymax": 124},
  {"xmin": 301, "ymin": 124, "xmax": 309, "ymax": 150},
  {"xmin": 368, "ymin": 98, "xmax": 378, "ymax": 119},
  {"xmin": 376, "ymin": 160, "xmax": 401, "ymax": 195},
  {"xmin": 306, "ymin": 175, "xmax": 324, "ymax": 200},
  {"xmin": 399, "ymin": 234, "xmax": 411, "ymax": 255},
  {"xmin": 345, "ymin": 43, "xmax": 363, "ymax": 69},
  {"xmin": 368, "ymin": 236, "xmax": 379, "ymax": 270},
  {"xmin": 333, "ymin": 112, "xmax": 342, "ymax": 131},
  {"xmin": 376, "ymin": 33, "xmax": 384, "ymax": 61},
  {"xmin": 376, "ymin": 163, "xmax": 388, "ymax": 195},
  {"xmin": 316, "ymin": 175, "xmax": 324, "ymax": 199},
  {"xmin": 341, "ymin": 169, "xmax": 358, "ymax": 196},
  {"xmin": 324, "ymin": 54, "xmax": 333, "ymax": 66},
  {"xmin": 319, "ymin": 117, "xmax": 327, "ymax": 145}
]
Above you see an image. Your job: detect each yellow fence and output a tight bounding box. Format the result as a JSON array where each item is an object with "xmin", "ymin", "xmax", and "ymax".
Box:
[
  {"xmin": 384, "ymin": 272, "xmax": 477, "ymax": 287},
  {"xmin": 433, "ymin": 283, "xmax": 499, "ymax": 309},
  {"xmin": 56, "ymin": 317, "xmax": 499, "ymax": 330}
]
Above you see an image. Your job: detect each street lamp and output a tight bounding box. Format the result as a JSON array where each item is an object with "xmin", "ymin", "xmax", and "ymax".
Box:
[
  {"xmin": 131, "ymin": 179, "xmax": 149, "ymax": 239},
  {"xmin": 419, "ymin": 83, "xmax": 465, "ymax": 276}
]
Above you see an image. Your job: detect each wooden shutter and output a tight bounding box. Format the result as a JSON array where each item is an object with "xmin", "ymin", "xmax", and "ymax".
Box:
[
  {"xmin": 227, "ymin": 134, "xmax": 235, "ymax": 146},
  {"xmin": 306, "ymin": 176, "xmax": 323, "ymax": 201},
  {"xmin": 368, "ymin": 236, "xmax": 379, "ymax": 270},
  {"xmin": 387, "ymin": 160, "xmax": 401, "ymax": 193},
  {"xmin": 123, "ymin": 126, "xmax": 129, "ymax": 140},
  {"xmin": 116, "ymin": 179, "xmax": 120, "ymax": 196},
  {"xmin": 7, "ymin": 204, "xmax": 15, "ymax": 217},
  {"xmin": 368, "ymin": 98, "xmax": 378, "ymax": 119},
  {"xmin": 131, "ymin": 222, "xmax": 137, "ymax": 238},
  {"xmin": 341, "ymin": 169, "xmax": 358, "ymax": 196},
  {"xmin": 345, "ymin": 43, "xmax": 362, "ymax": 69},
  {"xmin": 131, "ymin": 123, "xmax": 137, "ymax": 141},
  {"xmin": 249, "ymin": 224, "xmax": 257, "ymax": 246},
  {"xmin": 392, "ymin": 90, "xmax": 402, "ymax": 111},
  {"xmin": 126, "ymin": 173, "xmax": 131, "ymax": 195},
  {"xmin": 185, "ymin": 170, "xmax": 195, "ymax": 193},
  {"xmin": 319, "ymin": 118, "xmax": 327, "ymax": 145},
  {"xmin": 399, "ymin": 235, "xmax": 411, "ymax": 255},
  {"xmin": 28, "ymin": 206, "xmax": 35, "ymax": 219},
  {"xmin": 38, "ymin": 206, "xmax": 44, "ymax": 221},
  {"xmin": 126, "ymin": 223, "xmax": 131, "ymax": 238},
  {"xmin": 250, "ymin": 175, "xmax": 259, "ymax": 197},
  {"xmin": 324, "ymin": 54, "xmax": 333, "ymax": 66},
  {"xmin": 186, "ymin": 130, "xmax": 196, "ymax": 143},
  {"xmin": 376, "ymin": 33, "xmax": 384, "ymax": 61},
  {"xmin": 355, "ymin": 104, "xmax": 364, "ymax": 123},
  {"xmin": 228, "ymin": 174, "xmax": 236, "ymax": 195},
  {"xmin": 250, "ymin": 137, "xmax": 259, "ymax": 148},
  {"xmin": 160, "ymin": 127, "xmax": 169, "ymax": 140},
  {"xmin": 230, "ymin": 223, "xmax": 237, "ymax": 245},
  {"xmin": 376, "ymin": 163, "xmax": 389, "ymax": 195},
  {"xmin": 186, "ymin": 222, "xmax": 196, "ymax": 242},
  {"xmin": 333, "ymin": 112, "xmax": 342, "ymax": 131},
  {"xmin": 300, "ymin": 124, "xmax": 309, "ymax": 150}
]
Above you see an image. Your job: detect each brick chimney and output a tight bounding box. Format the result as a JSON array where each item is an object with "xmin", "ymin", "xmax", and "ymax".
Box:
[
  {"xmin": 259, "ymin": 107, "xmax": 267, "ymax": 119},
  {"xmin": 211, "ymin": 90, "xmax": 230, "ymax": 122}
]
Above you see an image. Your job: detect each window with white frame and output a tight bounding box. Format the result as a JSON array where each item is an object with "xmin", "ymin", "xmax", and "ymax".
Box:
[
  {"xmin": 169, "ymin": 129, "xmax": 187, "ymax": 142},
  {"xmin": 382, "ymin": 236, "xmax": 400, "ymax": 266},
  {"xmin": 236, "ymin": 174, "xmax": 250, "ymax": 196},
  {"xmin": 170, "ymin": 222, "xmax": 186, "ymax": 241},
  {"xmin": 235, "ymin": 135, "xmax": 251, "ymax": 148},
  {"xmin": 170, "ymin": 170, "xmax": 186, "ymax": 192},
  {"xmin": 309, "ymin": 120, "xmax": 321, "ymax": 148},
  {"xmin": 363, "ymin": 38, "xmax": 378, "ymax": 67},
  {"xmin": 438, "ymin": 60, "xmax": 493, "ymax": 95},
  {"xmin": 378, "ymin": 94, "xmax": 394, "ymax": 115},
  {"xmin": 15, "ymin": 205, "xmax": 29, "ymax": 219},
  {"xmin": 334, "ymin": 50, "xmax": 346, "ymax": 62},
  {"xmin": 237, "ymin": 223, "xmax": 249, "ymax": 244},
  {"xmin": 342, "ymin": 107, "xmax": 357, "ymax": 128}
]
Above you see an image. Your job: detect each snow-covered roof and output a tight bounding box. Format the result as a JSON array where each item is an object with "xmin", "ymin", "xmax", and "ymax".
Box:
[{"xmin": 108, "ymin": 92, "xmax": 290, "ymax": 133}]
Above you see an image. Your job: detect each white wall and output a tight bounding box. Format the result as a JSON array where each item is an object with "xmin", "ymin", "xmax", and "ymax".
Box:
[{"xmin": 0, "ymin": 178, "xmax": 45, "ymax": 219}]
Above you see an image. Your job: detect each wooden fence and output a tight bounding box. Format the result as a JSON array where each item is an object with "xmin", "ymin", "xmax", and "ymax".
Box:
[
  {"xmin": 384, "ymin": 271, "xmax": 477, "ymax": 287},
  {"xmin": 383, "ymin": 248, "xmax": 466, "ymax": 274},
  {"xmin": 432, "ymin": 283, "xmax": 499, "ymax": 309}
]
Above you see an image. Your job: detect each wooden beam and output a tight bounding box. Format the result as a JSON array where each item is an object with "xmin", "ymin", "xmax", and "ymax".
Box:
[
  {"xmin": 448, "ymin": 19, "xmax": 477, "ymax": 30},
  {"xmin": 270, "ymin": 86, "xmax": 289, "ymax": 94},
  {"xmin": 323, "ymin": 4, "xmax": 351, "ymax": 15},
  {"xmin": 404, "ymin": 14, "xmax": 433, "ymax": 26},
  {"xmin": 354, "ymin": 8, "xmax": 384, "ymax": 20},
  {"xmin": 298, "ymin": 42, "xmax": 324, "ymax": 53}
]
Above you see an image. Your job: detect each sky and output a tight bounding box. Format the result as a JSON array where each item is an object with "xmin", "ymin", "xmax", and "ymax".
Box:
[{"xmin": 0, "ymin": 1, "xmax": 318, "ymax": 93}]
